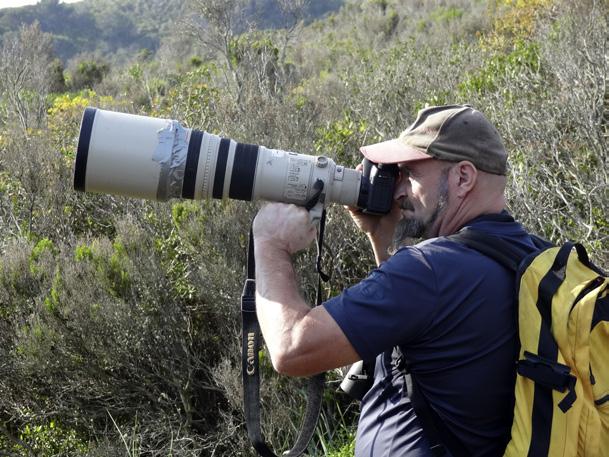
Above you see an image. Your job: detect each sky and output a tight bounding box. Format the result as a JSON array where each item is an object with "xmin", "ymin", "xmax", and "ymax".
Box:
[{"xmin": 0, "ymin": 0, "xmax": 82, "ymax": 9}]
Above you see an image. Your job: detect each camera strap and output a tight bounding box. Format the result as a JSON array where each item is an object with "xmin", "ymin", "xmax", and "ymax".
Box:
[{"xmin": 241, "ymin": 210, "xmax": 328, "ymax": 457}]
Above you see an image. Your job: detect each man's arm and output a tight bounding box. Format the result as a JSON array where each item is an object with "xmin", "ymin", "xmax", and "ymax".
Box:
[{"xmin": 253, "ymin": 203, "xmax": 360, "ymax": 377}]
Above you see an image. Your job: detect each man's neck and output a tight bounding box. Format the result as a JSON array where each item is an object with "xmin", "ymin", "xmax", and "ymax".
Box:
[{"xmin": 435, "ymin": 196, "xmax": 506, "ymax": 237}]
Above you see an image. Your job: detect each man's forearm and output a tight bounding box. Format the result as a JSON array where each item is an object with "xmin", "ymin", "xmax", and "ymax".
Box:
[
  {"xmin": 251, "ymin": 203, "xmax": 361, "ymax": 376},
  {"xmin": 254, "ymin": 240, "xmax": 311, "ymax": 370},
  {"xmin": 369, "ymin": 233, "xmax": 392, "ymax": 266}
]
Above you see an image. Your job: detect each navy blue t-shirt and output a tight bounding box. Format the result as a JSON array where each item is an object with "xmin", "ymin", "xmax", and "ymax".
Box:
[{"xmin": 324, "ymin": 213, "xmax": 537, "ymax": 457}]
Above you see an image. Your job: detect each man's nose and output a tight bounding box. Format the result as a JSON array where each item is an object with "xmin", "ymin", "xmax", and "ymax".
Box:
[{"xmin": 393, "ymin": 176, "xmax": 409, "ymax": 201}]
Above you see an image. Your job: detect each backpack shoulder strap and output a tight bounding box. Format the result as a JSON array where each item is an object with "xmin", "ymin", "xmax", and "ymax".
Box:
[
  {"xmin": 449, "ymin": 228, "xmax": 546, "ymax": 272},
  {"xmin": 393, "ymin": 347, "xmax": 468, "ymax": 457}
]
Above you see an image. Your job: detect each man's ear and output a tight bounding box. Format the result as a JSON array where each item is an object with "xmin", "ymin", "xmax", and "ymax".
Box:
[{"xmin": 452, "ymin": 161, "xmax": 478, "ymax": 197}]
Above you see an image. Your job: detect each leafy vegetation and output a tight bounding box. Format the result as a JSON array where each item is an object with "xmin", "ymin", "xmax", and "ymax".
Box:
[{"xmin": 0, "ymin": 0, "xmax": 607, "ymax": 455}]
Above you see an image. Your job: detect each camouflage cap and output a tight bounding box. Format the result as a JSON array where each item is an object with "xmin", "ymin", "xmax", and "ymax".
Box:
[{"xmin": 360, "ymin": 104, "xmax": 507, "ymax": 175}]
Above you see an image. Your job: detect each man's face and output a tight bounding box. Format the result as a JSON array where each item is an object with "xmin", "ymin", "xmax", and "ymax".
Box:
[{"xmin": 392, "ymin": 159, "xmax": 452, "ymax": 245}]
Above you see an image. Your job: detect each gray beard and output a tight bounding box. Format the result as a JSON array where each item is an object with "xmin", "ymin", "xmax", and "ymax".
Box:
[
  {"xmin": 392, "ymin": 217, "xmax": 428, "ymax": 244},
  {"xmin": 391, "ymin": 201, "xmax": 445, "ymax": 249}
]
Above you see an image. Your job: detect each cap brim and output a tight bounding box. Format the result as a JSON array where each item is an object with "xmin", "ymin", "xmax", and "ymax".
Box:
[{"xmin": 360, "ymin": 139, "xmax": 432, "ymax": 164}]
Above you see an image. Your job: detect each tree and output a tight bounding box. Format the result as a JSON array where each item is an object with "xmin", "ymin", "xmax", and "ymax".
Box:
[
  {"xmin": 0, "ymin": 22, "xmax": 57, "ymax": 132},
  {"xmin": 184, "ymin": 0, "xmax": 248, "ymax": 103},
  {"xmin": 184, "ymin": 0, "xmax": 309, "ymax": 104}
]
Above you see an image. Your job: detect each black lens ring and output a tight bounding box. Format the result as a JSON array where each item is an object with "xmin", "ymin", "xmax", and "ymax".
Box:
[
  {"xmin": 74, "ymin": 107, "xmax": 97, "ymax": 192},
  {"xmin": 229, "ymin": 143, "xmax": 259, "ymax": 201},
  {"xmin": 182, "ymin": 129, "xmax": 203, "ymax": 199},
  {"xmin": 212, "ymin": 138, "xmax": 231, "ymax": 199}
]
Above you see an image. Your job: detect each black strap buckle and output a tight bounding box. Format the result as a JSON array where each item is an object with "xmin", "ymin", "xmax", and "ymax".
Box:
[
  {"xmin": 241, "ymin": 278, "xmax": 256, "ymax": 313},
  {"xmin": 517, "ymin": 351, "xmax": 577, "ymax": 412}
]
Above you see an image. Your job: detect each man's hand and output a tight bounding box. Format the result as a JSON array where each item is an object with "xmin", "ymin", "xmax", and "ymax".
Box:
[
  {"xmin": 253, "ymin": 203, "xmax": 317, "ymax": 254},
  {"xmin": 346, "ymin": 200, "xmax": 401, "ymax": 242}
]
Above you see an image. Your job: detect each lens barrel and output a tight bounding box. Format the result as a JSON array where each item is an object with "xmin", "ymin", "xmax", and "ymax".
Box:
[{"xmin": 73, "ymin": 107, "xmax": 366, "ymax": 210}]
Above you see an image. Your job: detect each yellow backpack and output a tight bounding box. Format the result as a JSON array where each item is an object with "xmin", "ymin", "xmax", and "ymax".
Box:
[{"xmin": 456, "ymin": 230, "xmax": 609, "ymax": 457}]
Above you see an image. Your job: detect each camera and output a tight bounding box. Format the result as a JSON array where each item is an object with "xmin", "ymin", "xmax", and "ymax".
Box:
[{"xmin": 73, "ymin": 108, "xmax": 397, "ymax": 214}]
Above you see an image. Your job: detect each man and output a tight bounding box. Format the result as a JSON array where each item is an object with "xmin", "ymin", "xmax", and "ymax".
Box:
[{"xmin": 252, "ymin": 105, "xmax": 536, "ymax": 456}]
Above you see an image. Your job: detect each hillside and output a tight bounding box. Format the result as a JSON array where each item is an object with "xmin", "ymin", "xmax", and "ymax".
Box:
[{"xmin": 0, "ymin": 0, "xmax": 344, "ymax": 63}]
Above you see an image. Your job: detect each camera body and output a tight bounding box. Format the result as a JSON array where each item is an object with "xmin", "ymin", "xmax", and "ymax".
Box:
[
  {"xmin": 74, "ymin": 108, "xmax": 397, "ymax": 215},
  {"xmin": 358, "ymin": 159, "xmax": 399, "ymax": 215}
]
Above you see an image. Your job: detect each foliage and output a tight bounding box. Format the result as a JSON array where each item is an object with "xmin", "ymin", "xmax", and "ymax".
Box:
[
  {"xmin": 459, "ymin": 40, "xmax": 541, "ymax": 94},
  {"xmin": 0, "ymin": 0, "xmax": 607, "ymax": 455},
  {"xmin": 0, "ymin": 420, "xmax": 89, "ymax": 456},
  {"xmin": 152, "ymin": 64, "xmax": 220, "ymax": 129},
  {"xmin": 314, "ymin": 112, "xmax": 369, "ymax": 164},
  {"xmin": 326, "ymin": 435, "xmax": 356, "ymax": 457},
  {"xmin": 483, "ymin": 0, "xmax": 554, "ymax": 50},
  {"xmin": 68, "ymin": 59, "xmax": 110, "ymax": 90}
]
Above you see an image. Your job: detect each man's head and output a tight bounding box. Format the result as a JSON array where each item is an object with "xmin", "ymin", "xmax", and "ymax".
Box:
[{"xmin": 360, "ymin": 104, "xmax": 508, "ymax": 243}]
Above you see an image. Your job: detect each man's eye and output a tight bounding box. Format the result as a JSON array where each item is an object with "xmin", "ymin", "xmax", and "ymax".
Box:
[{"xmin": 399, "ymin": 168, "xmax": 410, "ymax": 178}]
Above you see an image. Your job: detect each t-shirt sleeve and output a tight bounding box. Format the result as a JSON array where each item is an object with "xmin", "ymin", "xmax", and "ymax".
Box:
[{"xmin": 323, "ymin": 246, "xmax": 438, "ymax": 360}]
